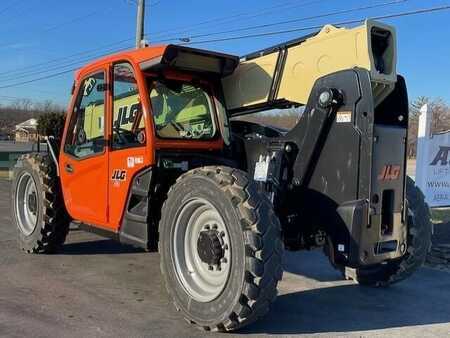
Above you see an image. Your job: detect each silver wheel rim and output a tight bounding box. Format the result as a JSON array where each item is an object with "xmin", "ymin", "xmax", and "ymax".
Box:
[
  {"xmin": 172, "ymin": 198, "xmax": 231, "ymax": 303},
  {"xmin": 15, "ymin": 172, "xmax": 39, "ymax": 236}
]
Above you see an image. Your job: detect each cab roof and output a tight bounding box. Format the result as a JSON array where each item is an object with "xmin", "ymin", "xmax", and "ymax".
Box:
[{"xmin": 76, "ymin": 44, "xmax": 239, "ymax": 80}]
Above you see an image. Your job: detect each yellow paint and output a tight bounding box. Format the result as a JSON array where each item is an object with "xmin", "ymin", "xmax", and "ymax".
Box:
[
  {"xmin": 223, "ymin": 20, "xmax": 397, "ymax": 109},
  {"xmin": 222, "ymin": 51, "xmax": 279, "ymax": 109}
]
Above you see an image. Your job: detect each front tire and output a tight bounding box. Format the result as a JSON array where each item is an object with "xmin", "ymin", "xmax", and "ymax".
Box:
[
  {"xmin": 11, "ymin": 153, "xmax": 71, "ymax": 253},
  {"xmin": 159, "ymin": 166, "xmax": 283, "ymax": 332}
]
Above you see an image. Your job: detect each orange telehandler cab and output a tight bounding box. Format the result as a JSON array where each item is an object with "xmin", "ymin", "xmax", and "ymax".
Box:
[
  {"xmin": 59, "ymin": 45, "xmax": 237, "ymax": 238},
  {"xmin": 12, "ymin": 21, "xmax": 431, "ymax": 332}
]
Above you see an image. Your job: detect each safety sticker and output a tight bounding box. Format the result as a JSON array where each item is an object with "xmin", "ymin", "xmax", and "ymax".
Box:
[
  {"xmin": 336, "ymin": 111, "xmax": 352, "ymax": 123},
  {"xmin": 127, "ymin": 156, "xmax": 144, "ymax": 168},
  {"xmin": 254, "ymin": 155, "xmax": 270, "ymax": 182}
]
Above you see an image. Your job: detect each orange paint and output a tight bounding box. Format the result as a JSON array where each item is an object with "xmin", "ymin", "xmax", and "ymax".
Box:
[{"xmin": 59, "ymin": 45, "xmax": 224, "ymax": 232}]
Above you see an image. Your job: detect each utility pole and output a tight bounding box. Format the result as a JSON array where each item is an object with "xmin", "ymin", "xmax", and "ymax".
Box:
[{"xmin": 135, "ymin": 0, "xmax": 146, "ymax": 48}]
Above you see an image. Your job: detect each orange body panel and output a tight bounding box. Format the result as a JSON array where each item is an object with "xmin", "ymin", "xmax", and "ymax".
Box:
[
  {"xmin": 60, "ymin": 151, "xmax": 109, "ymax": 226},
  {"xmin": 59, "ymin": 46, "xmax": 224, "ymax": 232}
]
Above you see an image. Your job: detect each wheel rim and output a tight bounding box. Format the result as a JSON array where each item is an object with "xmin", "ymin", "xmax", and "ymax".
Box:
[
  {"xmin": 172, "ymin": 198, "xmax": 231, "ymax": 303},
  {"xmin": 15, "ymin": 172, "xmax": 39, "ymax": 236}
]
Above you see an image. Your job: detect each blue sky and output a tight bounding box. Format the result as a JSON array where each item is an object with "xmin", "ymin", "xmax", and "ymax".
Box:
[{"xmin": 0, "ymin": 0, "xmax": 449, "ymax": 107}]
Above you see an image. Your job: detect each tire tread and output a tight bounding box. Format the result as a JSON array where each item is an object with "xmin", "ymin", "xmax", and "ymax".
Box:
[
  {"xmin": 159, "ymin": 166, "xmax": 283, "ymax": 332},
  {"xmin": 12, "ymin": 153, "xmax": 70, "ymax": 254}
]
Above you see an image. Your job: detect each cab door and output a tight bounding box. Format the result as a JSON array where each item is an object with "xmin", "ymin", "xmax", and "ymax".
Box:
[
  {"xmin": 107, "ymin": 62, "xmax": 151, "ymax": 230},
  {"xmin": 60, "ymin": 70, "xmax": 109, "ymax": 226}
]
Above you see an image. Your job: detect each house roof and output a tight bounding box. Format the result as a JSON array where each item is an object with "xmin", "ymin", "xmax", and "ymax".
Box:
[{"xmin": 15, "ymin": 118, "xmax": 37, "ymax": 130}]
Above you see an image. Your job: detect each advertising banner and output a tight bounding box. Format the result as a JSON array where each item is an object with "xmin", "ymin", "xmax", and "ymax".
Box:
[{"xmin": 416, "ymin": 105, "xmax": 450, "ymax": 207}]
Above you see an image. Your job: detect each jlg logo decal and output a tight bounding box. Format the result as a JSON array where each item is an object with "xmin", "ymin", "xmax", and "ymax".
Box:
[
  {"xmin": 378, "ymin": 165, "xmax": 401, "ymax": 181},
  {"xmin": 114, "ymin": 103, "xmax": 140, "ymax": 128},
  {"xmin": 112, "ymin": 169, "xmax": 127, "ymax": 181}
]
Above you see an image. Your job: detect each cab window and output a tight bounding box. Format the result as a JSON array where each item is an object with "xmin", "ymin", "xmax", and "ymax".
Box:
[
  {"xmin": 64, "ymin": 72, "xmax": 106, "ymax": 159},
  {"xmin": 149, "ymin": 81, "xmax": 216, "ymax": 139},
  {"xmin": 112, "ymin": 62, "xmax": 145, "ymax": 149}
]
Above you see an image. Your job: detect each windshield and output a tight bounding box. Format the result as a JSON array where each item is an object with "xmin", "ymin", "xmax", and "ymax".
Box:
[{"xmin": 149, "ymin": 81, "xmax": 216, "ymax": 139}]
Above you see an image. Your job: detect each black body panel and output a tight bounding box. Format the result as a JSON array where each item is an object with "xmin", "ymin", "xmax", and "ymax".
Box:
[
  {"xmin": 239, "ymin": 68, "xmax": 409, "ymax": 267},
  {"xmin": 119, "ymin": 167, "xmax": 155, "ymax": 250}
]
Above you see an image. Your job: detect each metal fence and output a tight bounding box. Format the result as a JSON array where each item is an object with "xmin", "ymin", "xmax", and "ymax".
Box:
[{"xmin": 0, "ymin": 142, "xmax": 47, "ymax": 179}]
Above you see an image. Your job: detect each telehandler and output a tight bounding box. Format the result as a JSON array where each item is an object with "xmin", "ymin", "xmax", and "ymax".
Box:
[{"xmin": 11, "ymin": 20, "xmax": 431, "ymax": 332}]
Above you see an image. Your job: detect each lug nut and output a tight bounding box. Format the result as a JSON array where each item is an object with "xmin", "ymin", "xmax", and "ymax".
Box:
[
  {"xmin": 220, "ymin": 257, "xmax": 227, "ymax": 264},
  {"xmin": 208, "ymin": 265, "xmax": 213, "ymax": 271}
]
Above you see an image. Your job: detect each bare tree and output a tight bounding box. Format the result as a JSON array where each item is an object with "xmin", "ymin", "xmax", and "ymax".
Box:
[
  {"xmin": 0, "ymin": 99, "xmax": 65, "ymax": 136},
  {"xmin": 408, "ymin": 97, "xmax": 450, "ymax": 158}
]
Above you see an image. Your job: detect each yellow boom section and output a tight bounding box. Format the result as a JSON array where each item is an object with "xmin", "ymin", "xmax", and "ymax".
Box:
[{"xmin": 223, "ymin": 20, "xmax": 397, "ymax": 110}]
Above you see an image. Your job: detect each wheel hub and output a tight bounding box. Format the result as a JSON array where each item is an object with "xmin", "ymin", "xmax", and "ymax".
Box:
[
  {"xmin": 27, "ymin": 192, "xmax": 37, "ymax": 214},
  {"xmin": 15, "ymin": 172, "xmax": 39, "ymax": 236},
  {"xmin": 172, "ymin": 198, "xmax": 232, "ymax": 302},
  {"xmin": 197, "ymin": 229, "xmax": 224, "ymax": 266}
]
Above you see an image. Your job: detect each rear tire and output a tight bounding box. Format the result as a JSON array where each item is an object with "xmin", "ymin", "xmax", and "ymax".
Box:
[
  {"xmin": 11, "ymin": 153, "xmax": 71, "ymax": 253},
  {"xmin": 343, "ymin": 176, "xmax": 432, "ymax": 286},
  {"xmin": 159, "ymin": 166, "xmax": 283, "ymax": 332}
]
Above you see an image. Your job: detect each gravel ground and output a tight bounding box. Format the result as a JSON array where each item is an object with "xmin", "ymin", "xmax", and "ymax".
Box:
[{"xmin": 426, "ymin": 223, "xmax": 450, "ymax": 271}]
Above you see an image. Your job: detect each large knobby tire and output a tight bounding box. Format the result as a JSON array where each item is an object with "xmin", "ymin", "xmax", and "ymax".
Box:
[
  {"xmin": 11, "ymin": 153, "xmax": 71, "ymax": 253},
  {"xmin": 346, "ymin": 176, "xmax": 432, "ymax": 286},
  {"xmin": 159, "ymin": 166, "xmax": 283, "ymax": 332}
]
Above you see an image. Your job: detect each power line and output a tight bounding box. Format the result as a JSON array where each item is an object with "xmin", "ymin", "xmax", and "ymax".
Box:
[
  {"xmin": 0, "ymin": 0, "xmax": 398, "ymax": 80},
  {"xmin": 0, "ymin": 44, "xmax": 134, "ymax": 83},
  {"xmin": 174, "ymin": 0, "xmax": 408, "ymax": 43},
  {"xmin": 0, "ymin": 45, "xmax": 133, "ymax": 90},
  {"xmin": 0, "ymin": 6, "xmax": 115, "ymax": 49},
  {"xmin": 0, "ymin": 2, "xmax": 341, "ymax": 81},
  {"xmin": 43, "ymin": 8, "xmax": 112, "ymax": 33},
  {"xmin": 125, "ymin": 0, "xmax": 162, "ymax": 7},
  {"xmin": 0, "ymin": 0, "xmax": 43, "ymax": 28},
  {"xmin": 1, "ymin": 4, "xmax": 449, "ymax": 90},
  {"xmin": 0, "ymin": 38, "xmax": 134, "ymax": 79},
  {"xmin": 0, "ymin": 0, "xmax": 19, "ymax": 16},
  {"xmin": 144, "ymin": 0, "xmax": 325, "ymax": 41},
  {"xmin": 0, "ymin": 0, "xmax": 323, "ymax": 79},
  {"xmin": 147, "ymin": 0, "xmax": 162, "ymax": 7},
  {"xmin": 182, "ymin": 4, "xmax": 450, "ymax": 45},
  {"xmin": 0, "ymin": 69, "xmax": 80, "ymax": 90}
]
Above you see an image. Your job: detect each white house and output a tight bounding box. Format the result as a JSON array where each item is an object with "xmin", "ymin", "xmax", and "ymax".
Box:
[{"xmin": 15, "ymin": 118, "xmax": 38, "ymax": 142}]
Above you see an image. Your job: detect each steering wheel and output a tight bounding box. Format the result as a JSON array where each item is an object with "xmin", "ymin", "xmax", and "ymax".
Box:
[
  {"xmin": 114, "ymin": 126, "xmax": 134, "ymax": 144},
  {"xmin": 76, "ymin": 129, "xmax": 86, "ymax": 145}
]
